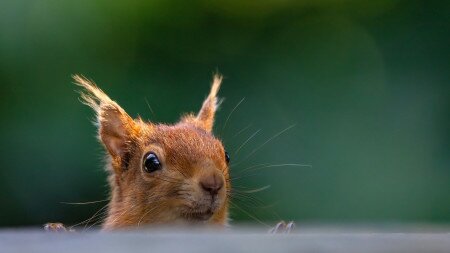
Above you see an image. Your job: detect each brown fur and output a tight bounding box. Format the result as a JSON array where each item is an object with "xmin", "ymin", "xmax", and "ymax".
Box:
[{"xmin": 73, "ymin": 74, "xmax": 230, "ymax": 230}]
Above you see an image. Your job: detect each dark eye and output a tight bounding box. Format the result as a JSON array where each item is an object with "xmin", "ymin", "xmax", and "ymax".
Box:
[
  {"xmin": 225, "ymin": 151, "xmax": 230, "ymax": 164},
  {"xmin": 144, "ymin": 152, "xmax": 162, "ymax": 173}
]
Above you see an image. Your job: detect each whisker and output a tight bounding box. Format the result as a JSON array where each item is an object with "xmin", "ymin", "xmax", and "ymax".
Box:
[
  {"xmin": 230, "ymin": 185, "xmax": 257, "ymax": 189},
  {"xmin": 144, "ymin": 97, "xmax": 156, "ymax": 118},
  {"xmin": 243, "ymin": 163, "xmax": 312, "ymax": 175},
  {"xmin": 86, "ymin": 214, "xmax": 108, "ymax": 230},
  {"xmin": 231, "ymin": 197, "xmax": 274, "ymax": 211},
  {"xmin": 228, "ymin": 188, "xmax": 283, "ymax": 221},
  {"xmin": 108, "ymin": 204, "xmax": 136, "ymax": 226},
  {"xmin": 233, "ymin": 124, "xmax": 297, "ymax": 167},
  {"xmin": 233, "ymin": 129, "xmax": 261, "ymax": 156},
  {"xmin": 232, "ymin": 163, "xmax": 269, "ymax": 175},
  {"xmin": 82, "ymin": 204, "xmax": 109, "ymax": 231},
  {"xmin": 230, "ymin": 163, "xmax": 311, "ymax": 181},
  {"xmin": 68, "ymin": 203, "xmax": 108, "ymax": 230},
  {"xmin": 138, "ymin": 205, "xmax": 160, "ymax": 227},
  {"xmin": 229, "ymin": 192, "xmax": 282, "ymax": 221},
  {"xmin": 230, "ymin": 197, "xmax": 263, "ymax": 210},
  {"xmin": 236, "ymin": 185, "xmax": 271, "ymax": 194},
  {"xmin": 60, "ymin": 199, "xmax": 109, "ymax": 205},
  {"xmin": 228, "ymin": 191, "xmax": 267, "ymax": 207},
  {"xmin": 221, "ymin": 97, "xmax": 245, "ymax": 135},
  {"xmin": 231, "ymin": 123, "xmax": 252, "ymax": 139},
  {"xmin": 229, "ymin": 202, "xmax": 270, "ymax": 227}
]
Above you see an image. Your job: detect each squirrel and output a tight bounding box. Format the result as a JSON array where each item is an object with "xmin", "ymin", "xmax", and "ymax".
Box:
[{"xmin": 45, "ymin": 74, "xmax": 293, "ymax": 232}]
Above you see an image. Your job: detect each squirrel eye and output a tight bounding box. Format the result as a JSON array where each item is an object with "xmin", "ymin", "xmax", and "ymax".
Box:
[
  {"xmin": 144, "ymin": 152, "xmax": 162, "ymax": 173},
  {"xmin": 225, "ymin": 151, "xmax": 230, "ymax": 164}
]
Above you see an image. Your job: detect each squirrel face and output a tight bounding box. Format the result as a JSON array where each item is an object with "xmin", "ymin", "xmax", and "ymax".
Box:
[
  {"xmin": 74, "ymin": 75, "xmax": 230, "ymax": 229},
  {"xmin": 137, "ymin": 124, "xmax": 229, "ymax": 223}
]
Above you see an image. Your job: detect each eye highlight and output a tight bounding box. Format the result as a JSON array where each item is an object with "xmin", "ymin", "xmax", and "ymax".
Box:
[
  {"xmin": 143, "ymin": 152, "xmax": 162, "ymax": 173},
  {"xmin": 225, "ymin": 151, "xmax": 230, "ymax": 164}
]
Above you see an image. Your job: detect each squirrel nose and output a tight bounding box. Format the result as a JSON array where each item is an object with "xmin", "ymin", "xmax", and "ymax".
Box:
[{"xmin": 199, "ymin": 172, "xmax": 224, "ymax": 196}]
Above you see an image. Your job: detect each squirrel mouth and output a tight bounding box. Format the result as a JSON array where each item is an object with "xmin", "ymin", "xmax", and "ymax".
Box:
[{"xmin": 181, "ymin": 209, "xmax": 214, "ymax": 221}]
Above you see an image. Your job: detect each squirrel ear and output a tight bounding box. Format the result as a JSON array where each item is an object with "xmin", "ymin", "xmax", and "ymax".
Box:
[
  {"xmin": 183, "ymin": 74, "xmax": 222, "ymax": 132},
  {"xmin": 73, "ymin": 75, "xmax": 139, "ymax": 171}
]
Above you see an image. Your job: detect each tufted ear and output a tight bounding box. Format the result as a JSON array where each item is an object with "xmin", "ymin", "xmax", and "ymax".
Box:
[
  {"xmin": 73, "ymin": 75, "xmax": 140, "ymax": 172},
  {"xmin": 182, "ymin": 74, "xmax": 222, "ymax": 132}
]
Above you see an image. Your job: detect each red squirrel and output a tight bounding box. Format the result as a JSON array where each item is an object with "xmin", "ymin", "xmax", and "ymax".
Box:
[{"xmin": 45, "ymin": 74, "xmax": 293, "ymax": 232}]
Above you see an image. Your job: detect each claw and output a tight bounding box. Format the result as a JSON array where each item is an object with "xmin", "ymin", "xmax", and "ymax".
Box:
[
  {"xmin": 44, "ymin": 223, "xmax": 71, "ymax": 232},
  {"xmin": 285, "ymin": 221, "xmax": 295, "ymax": 232},
  {"xmin": 269, "ymin": 221, "xmax": 295, "ymax": 234}
]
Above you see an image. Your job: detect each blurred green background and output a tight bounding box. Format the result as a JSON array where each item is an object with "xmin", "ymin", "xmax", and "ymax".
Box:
[{"xmin": 0, "ymin": 0, "xmax": 449, "ymax": 227}]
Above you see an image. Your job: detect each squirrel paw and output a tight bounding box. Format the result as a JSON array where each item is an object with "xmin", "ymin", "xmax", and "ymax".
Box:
[
  {"xmin": 44, "ymin": 223, "xmax": 73, "ymax": 232},
  {"xmin": 268, "ymin": 221, "xmax": 295, "ymax": 234}
]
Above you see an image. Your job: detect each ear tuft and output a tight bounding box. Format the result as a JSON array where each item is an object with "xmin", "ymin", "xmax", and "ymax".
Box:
[
  {"xmin": 73, "ymin": 74, "xmax": 115, "ymax": 114},
  {"xmin": 188, "ymin": 74, "xmax": 223, "ymax": 132},
  {"xmin": 73, "ymin": 74, "xmax": 138, "ymax": 171},
  {"xmin": 208, "ymin": 74, "xmax": 222, "ymax": 100}
]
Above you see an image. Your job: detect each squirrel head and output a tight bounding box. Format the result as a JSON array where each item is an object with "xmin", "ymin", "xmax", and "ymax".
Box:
[{"xmin": 74, "ymin": 75, "xmax": 230, "ymax": 229}]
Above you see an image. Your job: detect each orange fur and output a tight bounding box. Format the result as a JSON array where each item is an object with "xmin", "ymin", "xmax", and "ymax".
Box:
[{"xmin": 73, "ymin": 74, "xmax": 230, "ymax": 230}]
